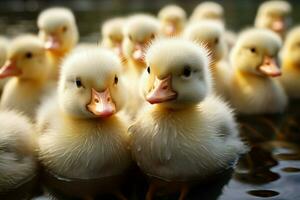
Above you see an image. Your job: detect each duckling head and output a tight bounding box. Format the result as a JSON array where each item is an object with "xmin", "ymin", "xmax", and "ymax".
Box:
[
  {"xmin": 255, "ymin": 0, "xmax": 291, "ymax": 37},
  {"xmin": 230, "ymin": 28, "xmax": 282, "ymax": 77},
  {"xmin": 190, "ymin": 1, "xmax": 224, "ymax": 24},
  {"xmin": 101, "ymin": 17, "xmax": 125, "ymax": 57},
  {"xmin": 158, "ymin": 5, "xmax": 187, "ymax": 37},
  {"xmin": 38, "ymin": 7, "xmax": 79, "ymax": 56},
  {"xmin": 183, "ymin": 20, "xmax": 227, "ymax": 62},
  {"xmin": 281, "ymin": 26, "xmax": 300, "ymax": 66},
  {"xmin": 141, "ymin": 38, "xmax": 212, "ymax": 110},
  {"xmin": 0, "ymin": 35, "xmax": 49, "ymax": 81},
  {"xmin": 58, "ymin": 47, "xmax": 126, "ymax": 119},
  {"xmin": 122, "ymin": 14, "xmax": 159, "ymax": 67}
]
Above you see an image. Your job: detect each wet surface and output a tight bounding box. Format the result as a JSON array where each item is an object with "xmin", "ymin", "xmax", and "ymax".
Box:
[{"xmin": 0, "ymin": 0, "xmax": 300, "ymax": 199}]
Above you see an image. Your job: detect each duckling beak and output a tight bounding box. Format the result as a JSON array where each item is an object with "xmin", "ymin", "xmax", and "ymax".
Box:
[
  {"xmin": 272, "ymin": 19, "xmax": 284, "ymax": 33},
  {"xmin": 165, "ymin": 23, "xmax": 176, "ymax": 36},
  {"xmin": 258, "ymin": 56, "xmax": 281, "ymax": 77},
  {"xmin": 132, "ymin": 43, "xmax": 144, "ymax": 62},
  {"xmin": 114, "ymin": 42, "xmax": 123, "ymax": 57},
  {"xmin": 146, "ymin": 75, "xmax": 177, "ymax": 104},
  {"xmin": 44, "ymin": 35, "xmax": 60, "ymax": 51},
  {"xmin": 0, "ymin": 60, "xmax": 21, "ymax": 78},
  {"xmin": 87, "ymin": 88, "xmax": 116, "ymax": 117}
]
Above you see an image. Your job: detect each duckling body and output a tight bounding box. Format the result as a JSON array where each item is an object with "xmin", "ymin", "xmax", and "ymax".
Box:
[
  {"xmin": 0, "ymin": 110, "xmax": 37, "ymax": 192},
  {"xmin": 279, "ymin": 26, "xmax": 300, "ymax": 98},
  {"xmin": 0, "ymin": 35, "xmax": 51, "ymax": 119},
  {"xmin": 229, "ymin": 29, "xmax": 287, "ymax": 114}
]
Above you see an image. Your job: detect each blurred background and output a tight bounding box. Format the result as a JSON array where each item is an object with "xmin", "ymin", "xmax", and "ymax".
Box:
[{"xmin": 0, "ymin": 0, "xmax": 299, "ymax": 42}]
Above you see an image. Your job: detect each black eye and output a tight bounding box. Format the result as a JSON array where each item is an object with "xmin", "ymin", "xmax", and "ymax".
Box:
[
  {"xmin": 215, "ymin": 37, "xmax": 219, "ymax": 44},
  {"xmin": 128, "ymin": 35, "xmax": 133, "ymax": 41},
  {"xmin": 114, "ymin": 75, "xmax": 118, "ymax": 84},
  {"xmin": 182, "ymin": 66, "xmax": 192, "ymax": 78},
  {"xmin": 25, "ymin": 52, "xmax": 33, "ymax": 59},
  {"xmin": 150, "ymin": 33, "xmax": 155, "ymax": 40},
  {"xmin": 250, "ymin": 47, "xmax": 256, "ymax": 53},
  {"xmin": 75, "ymin": 77, "xmax": 83, "ymax": 88},
  {"xmin": 147, "ymin": 66, "xmax": 151, "ymax": 74},
  {"xmin": 62, "ymin": 26, "xmax": 68, "ymax": 32}
]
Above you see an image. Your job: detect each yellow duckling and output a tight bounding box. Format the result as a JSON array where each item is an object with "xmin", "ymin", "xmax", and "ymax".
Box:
[
  {"xmin": 130, "ymin": 38, "xmax": 246, "ymax": 200},
  {"xmin": 279, "ymin": 26, "xmax": 300, "ymax": 98},
  {"xmin": 158, "ymin": 4, "xmax": 187, "ymax": 37},
  {"xmin": 183, "ymin": 20, "xmax": 231, "ymax": 98},
  {"xmin": 190, "ymin": 1, "xmax": 224, "ymax": 23},
  {"xmin": 0, "ymin": 110, "xmax": 37, "ymax": 194},
  {"xmin": 37, "ymin": 7, "xmax": 79, "ymax": 80},
  {"xmin": 101, "ymin": 17, "xmax": 126, "ymax": 61},
  {"xmin": 38, "ymin": 47, "xmax": 131, "ymax": 200},
  {"xmin": 229, "ymin": 28, "xmax": 287, "ymax": 114},
  {"xmin": 255, "ymin": 0, "xmax": 292, "ymax": 38},
  {"xmin": 0, "ymin": 35, "xmax": 51, "ymax": 119}
]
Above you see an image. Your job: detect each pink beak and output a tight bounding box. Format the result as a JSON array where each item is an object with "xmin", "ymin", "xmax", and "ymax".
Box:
[
  {"xmin": 146, "ymin": 75, "xmax": 177, "ymax": 104},
  {"xmin": 0, "ymin": 60, "xmax": 21, "ymax": 78},
  {"xmin": 44, "ymin": 35, "xmax": 61, "ymax": 50},
  {"xmin": 258, "ymin": 56, "xmax": 281, "ymax": 77},
  {"xmin": 132, "ymin": 43, "xmax": 145, "ymax": 62},
  {"xmin": 272, "ymin": 19, "xmax": 285, "ymax": 33},
  {"xmin": 165, "ymin": 23, "xmax": 176, "ymax": 36},
  {"xmin": 86, "ymin": 88, "xmax": 116, "ymax": 117}
]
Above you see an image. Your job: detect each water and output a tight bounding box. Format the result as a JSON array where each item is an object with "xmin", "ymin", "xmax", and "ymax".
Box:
[{"xmin": 1, "ymin": 0, "xmax": 300, "ymax": 199}]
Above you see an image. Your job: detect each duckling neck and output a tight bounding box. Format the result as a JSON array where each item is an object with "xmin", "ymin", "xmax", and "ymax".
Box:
[
  {"xmin": 282, "ymin": 59, "xmax": 300, "ymax": 72},
  {"xmin": 128, "ymin": 59, "xmax": 146, "ymax": 77},
  {"xmin": 235, "ymin": 68, "xmax": 270, "ymax": 82}
]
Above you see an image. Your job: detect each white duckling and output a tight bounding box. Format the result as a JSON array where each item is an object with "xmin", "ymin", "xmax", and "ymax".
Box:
[
  {"xmin": 101, "ymin": 17, "xmax": 126, "ymax": 61},
  {"xmin": 37, "ymin": 7, "xmax": 79, "ymax": 80},
  {"xmin": 279, "ymin": 26, "xmax": 300, "ymax": 99},
  {"xmin": 158, "ymin": 5, "xmax": 187, "ymax": 37},
  {"xmin": 38, "ymin": 47, "xmax": 131, "ymax": 200},
  {"xmin": 183, "ymin": 20, "xmax": 231, "ymax": 99},
  {"xmin": 130, "ymin": 38, "xmax": 246, "ymax": 200},
  {"xmin": 0, "ymin": 110, "xmax": 37, "ymax": 193},
  {"xmin": 0, "ymin": 35, "xmax": 51, "ymax": 119},
  {"xmin": 255, "ymin": 0, "xmax": 292, "ymax": 38},
  {"xmin": 190, "ymin": 1, "xmax": 224, "ymax": 23},
  {"xmin": 229, "ymin": 28, "xmax": 287, "ymax": 114}
]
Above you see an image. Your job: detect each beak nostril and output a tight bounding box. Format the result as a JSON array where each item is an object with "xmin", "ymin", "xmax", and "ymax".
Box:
[
  {"xmin": 162, "ymin": 85, "xmax": 168, "ymax": 90},
  {"xmin": 107, "ymin": 97, "xmax": 111, "ymax": 102},
  {"xmin": 95, "ymin": 99, "xmax": 99, "ymax": 103}
]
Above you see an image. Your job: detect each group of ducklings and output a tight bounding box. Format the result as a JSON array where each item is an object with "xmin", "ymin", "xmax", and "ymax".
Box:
[{"xmin": 0, "ymin": 0, "xmax": 299, "ymax": 199}]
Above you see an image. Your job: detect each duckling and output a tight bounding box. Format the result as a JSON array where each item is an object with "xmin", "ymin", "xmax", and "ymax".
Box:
[
  {"xmin": 158, "ymin": 5, "xmax": 187, "ymax": 37},
  {"xmin": 255, "ymin": 0, "xmax": 292, "ymax": 38},
  {"xmin": 229, "ymin": 29, "xmax": 287, "ymax": 114},
  {"xmin": 190, "ymin": 1, "xmax": 224, "ymax": 23},
  {"xmin": 0, "ymin": 37, "xmax": 10, "ymax": 94},
  {"xmin": 37, "ymin": 7, "xmax": 79, "ymax": 80},
  {"xmin": 101, "ymin": 17, "xmax": 126, "ymax": 60},
  {"xmin": 0, "ymin": 110, "xmax": 37, "ymax": 193},
  {"xmin": 0, "ymin": 35, "xmax": 51, "ymax": 119},
  {"xmin": 122, "ymin": 14, "xmax": 159, "ymax": 118},
  {"xmin": 183, "ymin": 21, "xmax": 230, "ymax": 98},
  {"xmin": 279, "ymin": 26, "xmax": 300, "ymax": 99},
  {"xmin": 38, "ymin": 47, "xmax": 131, "ymax": 200},
  {"xmin": 130, "ymin": 38, "xmax": 246, "ymax": 200}
]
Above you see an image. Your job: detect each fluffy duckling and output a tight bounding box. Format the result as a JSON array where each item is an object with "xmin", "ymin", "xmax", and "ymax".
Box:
[
  {"xmin": 0, "ymin": 35, "xmax": 51, "ymax": 119},
  {"xmin": 38, "ymin": 7, "xmax": 79, "ymax": 80},
  {"xmin": 279, "ymin": 26, "xmax": 300, "ymax": 98},
  {"xmin": 101, "ymin": 17, "xmax": 126, "ymax": 60},
  {"xmin": 158, "ymin": 5, "xmax": 187, "ymax": 37},
  {"xmin": 229, "ymin": 29, "xmax": 287, "ymax": 114},
  {"xmin": 38, "ymin": 47, "xmax": 131, "ymax": 200},
  {"xmin": 184, "ymin": 21, "xmax": 230, "ymax": 98},
  {"xmin": 130, "ymin": 38, "xmax": 246, "ymax": 200},
  {"xmin": 255, "ymin": 0, "xmax": 292, "ymax": 38},
  {"xmin": 0, "ymin": 37, "xmax": 10, "ymax": 94},
  {"xmin": 0, "ymin": 110, "xmax": 37, "ymax": 193},
  {"xmin": 190, "ymin": 1, "xmax": 224, "ymax": 23}
]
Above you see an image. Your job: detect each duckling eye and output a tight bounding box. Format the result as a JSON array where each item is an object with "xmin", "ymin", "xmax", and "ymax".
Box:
[
  {"xmin": 215, "ymin": 37, "xmax": 219, "ymax": 44},
  {"xmin": 147, "ymin": 66, "xmax": 151, "ymax": 74},
  {"xmin": 75, "ymin": 78, "xmax": 83, "ymax": 88},
  {"xmin": 150, "ymin": 33, "xmax": 156, "ymax": 40},
  {"xmin": 114, "ymin": 75, "xmax": 118, "ymax": 85},
  {"xmin": 62, "ymin": 26, "xmax": 68, "ymax": 33},
  {"xmin": 250, "ymin": 47, "xmax": 257, "ymax": 53},
  {"xmin": 25, "ymin": 52, "xmax": 33, "ymax": 59},
  {"xmin": 182, "ymin": 66, "xmax": 192, "ymax": 78},
  {"xmin": 128, "ymin": 35, "xmax": 133, "ymax": 41}
]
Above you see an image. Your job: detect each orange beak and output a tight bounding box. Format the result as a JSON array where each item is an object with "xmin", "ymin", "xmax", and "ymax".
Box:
[
  {"xmin": 272, "ymin": 19, "xmax": 284, "ymax": 33},
  {"xmin": 146, "ymin": 75, "xmax": 177, "ymax": 104},
  {"xmin": 86, "ymin": 88, "xmax": 116, "ymax": 117},
  {"xmin": 0, "ymin": 60, "xmax": 21, "ymax": 78},
  {"xmin": 44, "ymin": 35, "xmax": 61, "ymax": 51},
  {"xmin": 132, "ymin": 43, "xmax": 144, "ymax": 62},
  {"xmin": 258, "ymin": 56, "xmax": 281, "ymax": 77}
]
